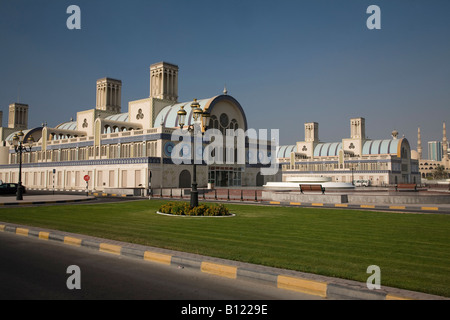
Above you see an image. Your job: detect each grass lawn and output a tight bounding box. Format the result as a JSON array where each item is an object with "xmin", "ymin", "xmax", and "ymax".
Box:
[{"xmin": 0, "ymin": 199, "xmax": 449, "ymax": 297}]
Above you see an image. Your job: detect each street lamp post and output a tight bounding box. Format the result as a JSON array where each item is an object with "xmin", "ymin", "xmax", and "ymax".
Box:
[
  {"xmin": 177, "ymin": 99, "xmax": 210, "ymax": 207},
  {"xmin": 351, "ymin": 166, "xmax": 355, "ymax": 185},
  {"xmin": 11, "ymin": 131, "xmax": 34, "ymax": 200}
]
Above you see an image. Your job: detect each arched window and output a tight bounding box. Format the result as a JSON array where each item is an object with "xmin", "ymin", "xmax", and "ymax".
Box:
[{"xmin": 210, "ymin": 115, "xmax": 219, "ymax": 129}]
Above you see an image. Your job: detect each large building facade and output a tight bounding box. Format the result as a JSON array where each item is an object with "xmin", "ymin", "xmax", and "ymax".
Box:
[
  {"xmin": 277, "ymin": 118, "xmax": 420, "ymax": 186},
  {"xmin": 0, "ymin": 62, "xmax": 279, "ymax": 192}
]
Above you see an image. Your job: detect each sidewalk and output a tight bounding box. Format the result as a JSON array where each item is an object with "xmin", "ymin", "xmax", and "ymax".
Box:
[
  {"xmin": 3, "ymin": 192, "xmax": 450, "ymax": 214},
  {"xmin": 0, "ymin": 194, "xmax": 95, "ymax": 206}
]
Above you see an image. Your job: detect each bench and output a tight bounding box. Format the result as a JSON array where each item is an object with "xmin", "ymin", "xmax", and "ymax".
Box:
[
  {"xmin": 395, "ymin": 183, "xmax": 417, "ymax": 192},
  {"xmin": 299, "ymin": 184, "xmax": 325, "ymax": 194}
]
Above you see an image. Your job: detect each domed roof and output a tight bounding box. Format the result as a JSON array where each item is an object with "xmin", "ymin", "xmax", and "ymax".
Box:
[
  {"xmin": 154, "ymin": 99, "xmax": 210, "ymax": 128},
  {"xmin": 5, "ymin": 129, "xmax": 32, "ymax": 142},
  {"xmin": 5, "ymin": 127, "xmax": 43, "ymax": 143},
  {"xmin": 153, "ymin": 95, "xmax": 248, "ymax": 131},
  {"xmin": 56, "ymin": 121, "xmax": 77, "ymax": 131},
  {"xmin": 105, "ymin": 113, "xmax": 129, "ymax": 122}
]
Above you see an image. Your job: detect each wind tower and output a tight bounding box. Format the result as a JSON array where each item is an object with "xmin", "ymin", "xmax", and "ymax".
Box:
[
  {"xmin": 96, "ymin": 78, "xmax": 122, "ymax": 114},
  {"xmin": 149, "ymin": 62, "xmax": 179, "ymax": 102}
]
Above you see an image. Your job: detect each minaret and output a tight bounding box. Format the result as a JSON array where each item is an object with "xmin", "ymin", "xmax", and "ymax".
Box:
[
  {"xmin": 443, "ymin": 122, "xmax": 448, "ymax": 160},
  {"xmin": 417, "ymin": 127, "xmax": 422, "ymax": 160}
]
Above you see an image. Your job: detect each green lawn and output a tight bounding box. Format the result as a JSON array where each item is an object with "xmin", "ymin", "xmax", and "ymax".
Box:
[{"xmin": 1, "ymin": 199, "xmax": 449, "ymax": 297}]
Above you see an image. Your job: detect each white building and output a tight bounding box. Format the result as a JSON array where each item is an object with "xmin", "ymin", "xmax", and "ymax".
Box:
[
  {"xmin": 277, "ymin": 118, "xmax": 420, "ymax": 186},
  {"xmin": 0, "ymin": 62, "xmax": 279, "ymax": 192}
]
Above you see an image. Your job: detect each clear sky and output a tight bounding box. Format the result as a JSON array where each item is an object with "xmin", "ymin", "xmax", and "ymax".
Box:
[{"xmin": 1, "ymin": 0, "xmax": 449, "ymax": 158}]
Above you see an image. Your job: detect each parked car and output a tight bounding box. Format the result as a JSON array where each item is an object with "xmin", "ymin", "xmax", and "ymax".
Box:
[
  {"xmin": 0, "ymin": 183, "xmax": 26, "ymax": 195},
  {"xmin": 354, "ymin": 179, "xmax": 371, "ymax": 187}
]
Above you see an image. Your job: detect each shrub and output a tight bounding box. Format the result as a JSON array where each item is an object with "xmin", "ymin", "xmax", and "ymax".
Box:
[{"xmin": 158, "ymin": 202, "xmax": 230, "ymax": 216}]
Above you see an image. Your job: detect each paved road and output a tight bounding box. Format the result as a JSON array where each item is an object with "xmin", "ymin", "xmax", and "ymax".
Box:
[{"xmin": 0, "ymin": 231, "xmax": 321, "ymax": 301}]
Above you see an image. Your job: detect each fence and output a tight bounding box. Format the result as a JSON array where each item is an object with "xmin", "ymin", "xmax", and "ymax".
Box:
[{"xmin": 150, "ymin": 188, "xmax": 264, "ymax": 202}]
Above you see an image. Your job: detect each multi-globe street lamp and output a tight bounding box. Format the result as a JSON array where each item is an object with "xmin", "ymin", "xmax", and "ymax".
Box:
[
  {"xmin": 177, "ymin": 99, "xmax": 210, "ymax": 207},
  {"xmin": 11, "ymin": 131, "xmax": 34, "ymax": 200}
]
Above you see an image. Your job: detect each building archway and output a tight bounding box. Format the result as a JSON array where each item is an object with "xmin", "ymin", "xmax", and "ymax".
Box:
[
  {"xmin": 256, "ymin": 172, "xmax": 264, "ymax": 186},
  {"xmin": 179, "ymin": 170, "xmax": 191, "ymax": 188}
]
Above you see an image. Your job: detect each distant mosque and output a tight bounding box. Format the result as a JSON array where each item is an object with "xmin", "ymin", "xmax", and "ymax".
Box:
[{"xmin": 415, "ymin": 123, "xmax": 450, "ymax": 179}]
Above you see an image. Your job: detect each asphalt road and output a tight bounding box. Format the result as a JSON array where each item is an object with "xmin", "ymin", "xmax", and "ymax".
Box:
[{"xmin": 0, "ymin": 231, "xmax": 321, "ymax": 301}]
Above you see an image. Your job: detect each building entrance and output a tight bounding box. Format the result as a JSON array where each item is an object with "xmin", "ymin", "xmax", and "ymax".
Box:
[{"xmin": 208, "ymin": 167, "xmax": 243, "ymax": 187}]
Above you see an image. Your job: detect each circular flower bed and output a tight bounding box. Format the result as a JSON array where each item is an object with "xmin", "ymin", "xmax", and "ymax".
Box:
[{"xmin": 158, "ymin": 202, "xmax": 232, "ymax": 217}]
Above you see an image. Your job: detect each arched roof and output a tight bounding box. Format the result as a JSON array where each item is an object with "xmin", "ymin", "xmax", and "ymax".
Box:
[
  {"xmin": 56, "ymin": 121, "xmax": 77, "ymax": 131},
  {"xmin": 362, "ymin": 139, "xmax": 401, "ymax": 155},
  {"xmin": 5, "ymin": 127, "xmax": 43, "ymax": 143},
  {"xmin": 277, "ymin": 145, "xmax": 296, "ymax": 158},
  {"xmin": 105, "ymin": 113, "xmax": 129, "ymax": 122},
  {"xmin": 313, "ymin": 142, "xmax": 342, "ymax": 157},
  {"xmin": 154, "ymin": 98, "xmax": 211, "ymax": 128},
  {"xmin": 154, "ymin": 95, "xmax": 248, "ymax": 130},
  {"xmin": 5, "ymin": 129, "xmax": 32, "ymax": 142}
]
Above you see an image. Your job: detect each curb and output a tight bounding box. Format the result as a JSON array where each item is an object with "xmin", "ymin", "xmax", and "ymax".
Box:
[
  {"xmin": 263, "ymin": 200, "xmax": 449, "ymax": 214},
  {"xmin": 1, "ymin": 222, "xmax": 447, "ymax": 300},
  {"xmin": 90, "ymin": 192, "xmax": 134, "ymax": 198}
]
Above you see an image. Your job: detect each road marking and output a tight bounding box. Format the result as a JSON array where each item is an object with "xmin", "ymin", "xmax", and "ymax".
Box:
[
  {"xmin": 360, "ymin": 205, "xmax": 375, "ymax": 208},
  {"xmin": 277, "ymin": 275, "xmax": 327, "ymax": 297},
  {"xmin": 311, "ymin": 203, "xmax": 323, "ymax": 206},
  {"xmin": 335, "ymin": 204, "xmax": 348, "ymax": 207},
  {"xmin": 201, "ymin": 262, "xmax": 237, "ymax": 279},
  {"xmin": 269, "ymin": 201, "xmax": 280, "ymax": 205},
  {"xmin": 290, "ymin": 202, "xmax": 301, "ymax": 206}
]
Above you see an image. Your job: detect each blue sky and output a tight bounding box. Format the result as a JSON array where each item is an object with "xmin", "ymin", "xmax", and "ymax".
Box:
[{"xmin": 1, "ymin": 0, "xmax": 449, "ymax": 158}]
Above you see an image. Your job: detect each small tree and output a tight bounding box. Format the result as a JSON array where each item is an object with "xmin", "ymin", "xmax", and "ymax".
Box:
[{"xmin": 432, "ymin": 165, "xmax": 449, "ymax": 180}]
